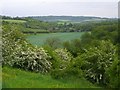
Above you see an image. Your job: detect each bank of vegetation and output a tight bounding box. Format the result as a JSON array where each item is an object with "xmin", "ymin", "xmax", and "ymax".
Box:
[{"xmin": 2, "ymin": 16, "xmax": 119, "ymax": 89}]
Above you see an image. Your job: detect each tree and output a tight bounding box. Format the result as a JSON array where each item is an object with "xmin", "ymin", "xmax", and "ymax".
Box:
[{"xmin": 44, "ymin": 37, "xmax": 62, "ymax": 49}]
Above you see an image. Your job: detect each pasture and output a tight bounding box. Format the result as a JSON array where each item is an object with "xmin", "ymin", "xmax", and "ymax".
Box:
[
  {"xmin": 26, "ymin": 32, "xmax": 84, "ymax": 46},
  {"xmin": 2, "ymin": 66, "xmax": 100, "ymax": 88}
]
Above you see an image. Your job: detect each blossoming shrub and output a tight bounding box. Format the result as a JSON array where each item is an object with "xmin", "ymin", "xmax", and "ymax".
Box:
[
  {"xmin": 50, "ymin": 48, "xmax": 83, "ymax": 79},
  {"xmin": 79, "ymin": 40, "xmax": 116, "ymax": 85},
  {"xmin": 2, "ymin": 24, "xmax": 52, "ymax": 73},
  {"xmin": 45, "ymin": 48, "xmax": 73, "ymax": 79},
  {"xmin": 2, "ymin": 24, "xmax": 25, "ymax": 66},
  {"xmin": 105, "ymin": 56, "xmax": 120, "ymax": 88},
  {"xmin": 55, "ymin": 48, "xmax": 72, "ymax": 61},
  {"xmin": 13, "ymin": 44, "xmax": 52, "ymax": 73}
]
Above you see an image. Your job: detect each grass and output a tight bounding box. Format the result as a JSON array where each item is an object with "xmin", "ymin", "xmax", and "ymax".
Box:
[
  {"xmin": 3, "ymin": 19, "xmax": 26, "ymax": 23},
  {"xmin": 2, "ymin": 66, "xmax": 101, "ymax": 88},
  {"xmin": 26, "ymin": 32, "xmax": 84, "ymax": 46},
  {"xmin": 22, "ymin": 28, "xmax": 49, "ymax": 33},
  {"xmin": 0, "ymin": 67, "xmax": 2, "ymax": 89}
]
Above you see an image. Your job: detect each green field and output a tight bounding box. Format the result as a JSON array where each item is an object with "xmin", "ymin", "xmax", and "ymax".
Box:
[
  {"xmin": 26, "ymin": 32, "xmax": 84, "ymax": 46},
  {"xmin": 3, "ymin": 19, "xmax": 26, "ymax": 23},
  {"xmin": 2, "ymin": 66, "xmax": 101, "ymax": 88},
  {"xmin": 23, "ymin": 28, "xmax": 48, "ymax": 33}
]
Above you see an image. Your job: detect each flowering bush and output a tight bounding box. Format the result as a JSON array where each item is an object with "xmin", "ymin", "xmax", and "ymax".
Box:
[
  {"xmin": 13, "ymin": 45, "xmax": 52, "ymax": 73},
  {"xmin": 55, "ymin": 48, "xmax": 72, "ymax": 61},
  {"xmin": 2, "ymin": 25, "xmax": 52, "ymax": 73},
  {"xmin": 105, "ymin": 56, "xmax": 120, "ymax": 88},
  {"xmin": 80, "ymin": 40, "xmax": 116, "ymax": 84}
]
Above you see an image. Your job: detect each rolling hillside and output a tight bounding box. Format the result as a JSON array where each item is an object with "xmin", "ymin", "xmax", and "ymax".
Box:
[
  {"xmin": 30, "ymin": 16, "xmax": 107, "ymax": 22},
  {"xmin": 2, "ymin": 66, "xmax": 101, "ymax": 88}
]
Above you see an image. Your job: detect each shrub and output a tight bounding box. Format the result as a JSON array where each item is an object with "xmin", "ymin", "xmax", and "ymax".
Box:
[
  {"xmin": 79, "ymin": 40, "xmax": 116, "ymax": 85},
  {"xmin": 63, "ymin": 57, "xmax": 84, "ymax": 78},
  {"xmin": 2, "ymin": 25, "xmax": 52, "ymax": 73},
  {"xmin": 44, "ymin": 37, "xmax": 62, "ymax": 49},
  {"xmin": 105, "ymin": 55, "xmax": 120, "ymax": 88},
  {"xmin": 47, "ymin": 48, "xmax": 73, "ymax": 79},
  {"xmin": 63, "ymin": 39, "xmax": 82, "ymax": 57},
  {"xmin": 80, "ymin": 32, "xmax": 93, "ymax": 47},
  {"xmin": 55, "ymin": 48, "xmax": 72, "ymax": 61},
  {"xmin": 13, "ymin": 45, "xmax": 52, "ymax": 73},
  {"xmin": 50, "ymin": 48, "xmax": 84, "ymax": 79},
  {"xmin": 50, "ymin": 56, "xmax": 84, "ymax": 79},
  {"xmin": 2, "ymin": 25, "xmax": 25, "ymax": 66}
]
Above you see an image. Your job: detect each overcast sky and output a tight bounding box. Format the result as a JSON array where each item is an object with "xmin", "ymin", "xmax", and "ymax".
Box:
[{"xmin": 0, "ymin": 0, "xmax": 119, "ymax": 18}]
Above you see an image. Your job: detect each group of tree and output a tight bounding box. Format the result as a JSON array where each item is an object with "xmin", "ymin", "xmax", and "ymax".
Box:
[{"xmin": 2, "ymin": 16, "xmax": 117, "ymax": 34}]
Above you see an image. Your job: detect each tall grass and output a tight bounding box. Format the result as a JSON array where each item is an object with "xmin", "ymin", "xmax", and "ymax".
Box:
[{"xmin": 2, "ymin": 66, "xmax": 100, "ymax": 88}]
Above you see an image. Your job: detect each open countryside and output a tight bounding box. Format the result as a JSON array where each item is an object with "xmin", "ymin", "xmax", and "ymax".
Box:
[
  {"xmin": 26, "ymin": 32, "xmax": 85, "ymax": 46},
  {"xmin": 1, "ymin": 14, "xmax": 119, "ymax": 89}
]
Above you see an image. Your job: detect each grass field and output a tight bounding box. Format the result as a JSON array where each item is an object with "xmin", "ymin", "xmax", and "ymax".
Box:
[
  {"xmin": 23, "ymin": 28, "xmax": 49, "ymax": 33},
  {"xmin": 2, "ymin": 66, "xmax": 101, "ymax": 88},
  {"xmin": 3, "ymin": 19, "xmax": 26, "ymax": 23},
  {"xmin": 26, "ymin": 32, "xmax": 84, "ymax": 46}
]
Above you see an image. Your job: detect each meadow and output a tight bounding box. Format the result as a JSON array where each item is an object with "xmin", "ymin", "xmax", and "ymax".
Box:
[
  {"xmin": 2, "ymin": 66, "xmax": 100, "ymax": 88},
  {"xmin": 26, "ymin": 32, "xmax": 84, "ymax": 46}
]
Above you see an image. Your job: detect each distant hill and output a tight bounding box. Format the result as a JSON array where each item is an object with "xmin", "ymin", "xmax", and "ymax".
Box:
[{"xmin": 29, "ymin": 16, "xmax": 107, "ymax": 22}]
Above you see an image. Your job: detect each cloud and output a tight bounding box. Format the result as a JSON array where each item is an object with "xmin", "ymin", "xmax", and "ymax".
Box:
[{"xmin": 1, "ymin": 1, "xmax": 118, "ymax": 18}]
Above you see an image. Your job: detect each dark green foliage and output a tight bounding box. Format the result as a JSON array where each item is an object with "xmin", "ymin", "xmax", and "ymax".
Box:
[
  {"xmin": 105, "ymin": 56, "xmax": 120, "ymax": 89},
  {"xmin": 44, "ymin": 46, "xmax": 84, "ymax": 79},
  {"xmin": 43, "ymin": 46, "xmax": 62, "ymax": 69},
  {"xmin": 44, "ymin": 46, "xmax": 82, "ymax": 80},
  {"xmin": 91, "ymin": 23, "xmax": 118, "ymax": 44},
  {"xmin": 50, "ymin": 61, "xmax": 84, "ymax": 79},
  {"xmin": 44, "ymin": 37, "xmax": 62, "ymax": 49},
  {"xmin": 80, "ymin": 32, "xmax": 94, "ymax": 48},
  {"xmin": 64, "ymin": 57, "xmax": 85, "ymax": 78},
  {"xmin": 63, "ymin": 39, "xmax": 82, "ymax": 57},
  {"xmin": 79, "ymin": 40, "xmax": 116, "ymax": 85}
]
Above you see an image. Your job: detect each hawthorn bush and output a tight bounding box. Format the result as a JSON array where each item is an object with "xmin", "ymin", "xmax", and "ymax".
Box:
[
  {"xmin": 79, "ymin": 40, "xmax": 116, "ymax": 85},
  {"xmin": 105, "ymin": 55, "xmax": 120, "ymax": 88},
  {"xmin": 44, "ymin": 47, "xmax": 84, "ymax": 79},
  {"xmin": 49, "ymin": 48, "xmax": 73, "ymax": 79},
  {"xmin": 55, "ymin": 48, "xmax": 72, "ymax": 61},
  {"xmin": 2, "ymin": 24, "xmax": 52, "ymax": 73}
]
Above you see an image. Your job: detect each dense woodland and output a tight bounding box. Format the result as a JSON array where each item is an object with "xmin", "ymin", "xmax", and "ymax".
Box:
[{"xmin": 1, "ymin": 15, "xmax": 120, "ymax": 88}]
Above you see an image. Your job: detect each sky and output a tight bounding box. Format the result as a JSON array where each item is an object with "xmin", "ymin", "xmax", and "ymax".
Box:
[{"xmin": 0, "ymin": 0, "xmax": 119, "ymax": 18}]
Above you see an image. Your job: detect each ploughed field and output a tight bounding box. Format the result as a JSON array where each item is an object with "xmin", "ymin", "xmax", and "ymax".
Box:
[{"xmin": 26, "ymin": 32, "xmax": 84, "ymax": 46}]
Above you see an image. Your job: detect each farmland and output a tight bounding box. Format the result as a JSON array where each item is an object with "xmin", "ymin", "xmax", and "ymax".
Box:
[
  {"xmin": 2, "ymin": 19, "xmax": 26, "ymax": 23},
  {"xmin": 26, "ymin": 32, "xmax": 85, "ymax": 46}
]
